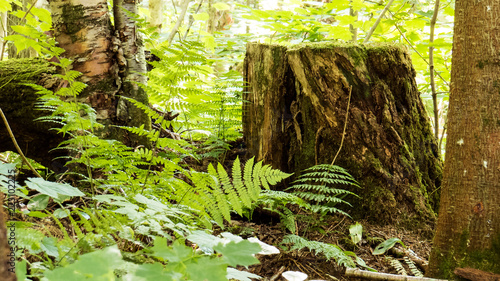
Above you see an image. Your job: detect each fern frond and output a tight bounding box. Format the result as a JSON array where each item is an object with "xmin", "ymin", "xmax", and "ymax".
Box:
[
  {"xmin": 404, "ymin": 257, "xmax": 423, "ymax": 277},
  {"xmin": 386, "ymin": 256, "xmax": 407, "ymax": 275},
  {"xmin": 173, "ymin": 157, "xmax": 291, "ymax": 226},
  {"xmin": 282, "ymin": 234, "xmax": 356, "ymax": 268},
  {"xmin": 288, "ymin": 164, "xmax": 359, "ymax": 216}
]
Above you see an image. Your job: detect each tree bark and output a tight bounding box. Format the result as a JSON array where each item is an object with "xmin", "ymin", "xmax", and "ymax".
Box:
[
  {"xmin": 427, "ymin": 0, "xmax": 500, "ymax": 277},
  {"xmin": 48, "ymin": 0, "xmax": 151, "ymax": 145},
  {"xmin": 243, "ymin": 42, "xmax": 442, "ymax": 229}
]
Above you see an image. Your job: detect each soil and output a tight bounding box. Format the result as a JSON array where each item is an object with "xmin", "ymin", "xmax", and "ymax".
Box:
[{"xmin": 229, "ymin": 215, "xmax": 432, "ymax": 281}]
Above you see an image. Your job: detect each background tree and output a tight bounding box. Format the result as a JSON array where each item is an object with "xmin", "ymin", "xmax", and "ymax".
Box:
[
  {"xmin": 48, "ymin": 0, "xmax": 151, "ymax": 145},
  {"xmin": 427, "ymin": 0, "xmax": 500, "ymax": 277}
]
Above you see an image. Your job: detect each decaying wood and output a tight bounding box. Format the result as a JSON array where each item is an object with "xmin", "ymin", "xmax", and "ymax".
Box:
[
  {"xmin": 454, "ymin": 267, "xmax": 500, "ymax": 281},
  {"xmin": 345, "ymin": 268, "xmax": 446, "ymax": 281},
  {"xmin": 243, "ymin": 42, "xmax": 442, "ymax": 226},
  {"xmin": 0, "ymin": 58, "xmax": 65, "ymax": 170}
]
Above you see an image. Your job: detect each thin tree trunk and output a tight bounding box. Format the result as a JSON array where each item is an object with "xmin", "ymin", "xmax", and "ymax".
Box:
[{"xmin": 429, "ymin": 0, "xmax": 440, "ymax": 140}]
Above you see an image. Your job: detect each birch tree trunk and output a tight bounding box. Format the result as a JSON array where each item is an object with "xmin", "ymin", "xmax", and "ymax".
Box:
[{"xmin": 48, "ymin": 0, "xmax": 151, "ymax": 145}]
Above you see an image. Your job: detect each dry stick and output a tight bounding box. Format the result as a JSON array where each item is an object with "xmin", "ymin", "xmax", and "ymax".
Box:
[
  {"xmin": 331, "ymin": 86, "xmax": 352, "ymax": 166},
  {"xmin": 346, "ymin": 268, "xmax": 448, "ymax": 281},
  {"xmin": 0, "ymin": 108, "xmax": 42, "ymax": 178},
  {"xmin": 429, "ymin": 0, "xmax": 440, "ymax": 140},
  {"xmin": 363, "ymin": 0, "xmax": 396, "ymax": 43},
  {"xmin": 167, "ymin": 0, "xmax": 191, "ymax": 44}
]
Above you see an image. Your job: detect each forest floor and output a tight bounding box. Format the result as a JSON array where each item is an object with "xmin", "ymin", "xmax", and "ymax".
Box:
[
  {"xmin": 203, "ymin": 139, "xmax": 434, "ymax": 281},
  {"xmin": 235, "ymin": 216, "xmax": 432, "ymax": 280}
]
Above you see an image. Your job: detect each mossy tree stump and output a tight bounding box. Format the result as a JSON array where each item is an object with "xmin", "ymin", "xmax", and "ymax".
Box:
[{"xmin": 243, "ymin": 42, "xmax": 443, "ymax": 227}]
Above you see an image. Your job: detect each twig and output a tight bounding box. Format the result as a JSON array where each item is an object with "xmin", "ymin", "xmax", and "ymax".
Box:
[
  {"xmin": 167, "ymin": 0, "xmax": 191, "ymax": 44},
  {"xmin": 183, "ymin": 0, "xmax": 204, "ymax": 40},
  {"xmin": 429, "ymin": 0, "xmax": 440, "ymax": 140},
  {"xmin": 345, "ymin": 268, "xmax": 447, "ymax": 281},
  {"xmin": 331, "ymin": 86, "xmax": 352, "ymax": 166},
  {"xmin": 363, "ymin": 0, "xmax": 396, "ymax": 43},
  {"xmin": 389, "ymin": 12, "xmax": 449, "ymax": 87},
  {"xmin": 0, "ymin": 108, "xmax": 42, "ymax": 178}
]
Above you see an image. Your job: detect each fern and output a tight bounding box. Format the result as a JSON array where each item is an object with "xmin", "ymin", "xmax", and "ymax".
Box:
[
  {"xmin": 142, "ymin": 40, "xmax": 243, "ymax": 140},
  {"xmin": 287, "ymin": 164, "xmax": 359, "ymax": 216},
  {"xmin": 173, "ymin": 157, "xmax": 292, "ymax": 226},
  {"xmin": 404, "ymin": 257, "xmax": 424, "ymax": 277},
  {"xmin": 282, "ymin": 234, "xmax": 359, "ymax": 268}
]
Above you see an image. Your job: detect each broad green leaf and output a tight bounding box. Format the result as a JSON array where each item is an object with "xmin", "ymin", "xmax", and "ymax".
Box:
[
  {"xmin": 187, "ymin": 230, "xmax": 223, "ymax": 254},
  {"xmin": 213, "ymin": 2, "xmax": 230, "ymax": 10},
  {"xmin": 336, "ymin": 15, "xmax": 356, "ymax": 25},
  {"xmin": 0, "ymin": 163, "xmax": 16, "ymax": 176},
  {"xmin": 15, "ymin": 259, "xmax": 27, "ymax": 281},
  {"xmin": 43, "ymin": 245, "xmax": 124, "ymax": 281},
  {"xmin": 0, "ymin": 0, "xmax": 11, "ymax": 12},
  {"xmin": 151, "ymin": 238, "xmax": 193, "ymax": 262},
  {"xmin": 193, "ymin": 12, "xmax": 209, "ymax": 21},
  {"xmin": 214, "ymin": 240, "xmax": 260, "ymax": 267},
  {"xmin": 133, "ymin": 263, "xmax": 181, "ymax": 280},
  {"xmin": 227, "ymin": 267, "xmax": 261, "ymax": 281},
  {"xmin": 40, "ymin": 237, "xmax": 59, "ymax": 258},
  {"xmin": 53, "ymin": 208, "xmax": 70, "ymax": 219},
  {"xmin": 187, "ymin": 256, "xmax": 227, "ymax": 281},
  {"xmin": 25, "ymin": 211, "xmax": 49, "ymax": 218},
  {"xmin": 31, "ymin": 7, "xmax": 52, "ymax": 23},
  {"xmin": 349, "ymin": 222, "xmax": 363, "ymax": 245},
  {"xmin": 373, "ymin": 237, "xmax": 406, "ymax": 255},
  {"xmin": 25, "ymin": 177, "xmax": 84, "ymax": 200},
  {"xmin": 27, "ymin": 194, "xmax": 49, "ymax": 211}
]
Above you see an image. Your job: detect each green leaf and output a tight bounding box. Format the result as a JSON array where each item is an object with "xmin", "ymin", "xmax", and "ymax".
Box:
[
  {"xmin": 187, "ymin": 230, "xmax": 223, "ymax": 254},
  {"xmin": 214, "ymin": 240, "xmax": 260, "ymax": 267},
  {"xmin": 373, "ymin": 238, "xmax": 406, "ymax": 255},
  {"xmin": 43, "ymin": 245, "xmax": 124, "ymax": 281},
  {"xmin": 15, "ymin": 259, "xmax": 27, "ymax": 281},
  {"xmin": 151, "ymin": 238, "xmax": 193, "ymax": 262},
  {"xmin": 193, "ymin": 12, "xmax": 209, "ymax": 21},
  {"xmin": 133, "ymin": 263, "xmax": 181, "ymax": 280},
  {"xmin": 226, "ymin": 267, "xmax": 261, "ymax": 281},
  {"xmin": 349, "ymin": 222, "xmax": 363, "ymax": 245},
  {"xmin": 27, "ymin": 194, "xmax": 49, "ymax": 210},
  {"xmin": 40, "ymin": 237, "xmax": 59, "ymax": 258},
  {"xmin": 187, "ymin": 256, "xmax": 227, "ymax": 281},
  {"xmin": 213, "ymin": 2, "xmax": 230, "ymax": 10},
  {"xmin": 25, "ymin": 177, "xmax": 84, "ymax": 200}
]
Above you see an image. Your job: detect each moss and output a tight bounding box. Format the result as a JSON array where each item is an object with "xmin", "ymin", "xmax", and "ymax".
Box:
[
  {"xmin": 435, "ymin": 231, "xmax": 500, "ymax": 278},
  {"xmin": 61, "ymin": 4, "xmax": 86, "ymax": 35},
  {"xmin": 0, "ymin": 57, "xmax": 51, "ymax": 84}
]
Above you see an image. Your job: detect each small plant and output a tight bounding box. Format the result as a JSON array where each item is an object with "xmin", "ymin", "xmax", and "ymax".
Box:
[
  {"xmin": 287, "ymin": 164, "xmax": 359, "ymax": 216},
  {"xmin": 281, "ymin": 234, "xmax": 372, "ymax": 270},
  {"xmin": 173, "ymin": 156, "xmax": 292, "ymax": 226}
]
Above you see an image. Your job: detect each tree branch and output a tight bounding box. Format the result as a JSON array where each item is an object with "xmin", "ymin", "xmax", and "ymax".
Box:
[{"xmin": 167, "ymin": 0, "xmax": 191, "ymax": 44}]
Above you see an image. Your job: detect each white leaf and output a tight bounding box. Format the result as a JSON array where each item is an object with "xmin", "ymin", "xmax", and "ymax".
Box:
[
  {"xmin": 282, "ymin": 271, "xmax": 308, "ymax": 281},
  {"xmin": 248, "ymin": 237, "xmax": 280, "ymax": 255}
]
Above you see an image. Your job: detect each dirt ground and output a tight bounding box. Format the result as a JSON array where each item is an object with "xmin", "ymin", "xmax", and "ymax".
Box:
[{"xmin": 231, "ymin": 215, "xmax": 432, "ymax": 281}]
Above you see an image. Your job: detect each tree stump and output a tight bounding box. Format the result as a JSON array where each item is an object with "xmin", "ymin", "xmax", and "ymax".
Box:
[{"xmin": 242, "ymin": 42, "xmax": 442, "ymax": 227}]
